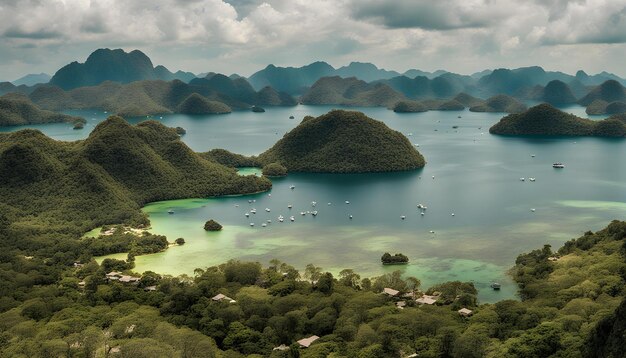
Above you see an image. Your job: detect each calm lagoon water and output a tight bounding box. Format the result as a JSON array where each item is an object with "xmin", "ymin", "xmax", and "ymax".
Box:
[{"xmin": 4, "ymin": 105, "xmax": 625, "ymax": 302}]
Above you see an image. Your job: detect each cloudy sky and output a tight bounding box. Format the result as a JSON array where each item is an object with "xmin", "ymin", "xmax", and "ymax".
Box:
[{"xmin": 1, "ymin": 0, "xmax": 626, "ymax": 80}]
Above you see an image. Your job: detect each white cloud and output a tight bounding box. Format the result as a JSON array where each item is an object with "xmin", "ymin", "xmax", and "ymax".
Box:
[{"xmin": 0, "ymin": 0, "xmax": 626, "ymax": 80}]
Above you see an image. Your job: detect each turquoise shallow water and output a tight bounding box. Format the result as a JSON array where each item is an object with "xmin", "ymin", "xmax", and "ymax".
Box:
[{"xmin": 5, "ymin": 104, "xmax": 625, "ymax": 303}]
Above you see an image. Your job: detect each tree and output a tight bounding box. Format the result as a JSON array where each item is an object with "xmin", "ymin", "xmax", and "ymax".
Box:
[
  {"xmin": 175, "ymin": 238, "xmax": 185, "ymax": 245},
  {"xmin": 204, "ymin": 220, "xmax": 223, "ymax": 231},
  {"xmin": 304, "ymin": 264, "xmax": 322, "ymax": 284},
  {"xmin": 339, "ymin": 269, "xmax": 361, "ymax": 289},
  {"xmin": 317, "ymin": 272, "xmax": 334, "ymax": 294}
]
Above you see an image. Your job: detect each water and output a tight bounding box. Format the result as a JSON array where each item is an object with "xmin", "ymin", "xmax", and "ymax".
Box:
[{"xmin": 4, "ymin": 105, "xmax": 625, "ymax": 303}]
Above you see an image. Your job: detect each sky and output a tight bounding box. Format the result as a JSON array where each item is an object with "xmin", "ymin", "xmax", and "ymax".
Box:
[{"xmin": 1, "ymin": 0, "xmax": 626, "ymax": 81}]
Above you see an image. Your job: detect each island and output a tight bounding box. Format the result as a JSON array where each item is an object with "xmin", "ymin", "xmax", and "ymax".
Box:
[
  {"xmin": 204, "ymin": 219, "xmax": 223, "ymax": 231},
  {"xmin": 0, "ymin": 116, "xmax": 272, "ymax": 238},
  {"xmin": 262, "ymin": 162, "xmax": 288, "ymax": 177},
  {"xmin": 469, "ymin": 94, "xmax": 527, "ymax": 113},
  {"xmin": 381, "ymin": 252, "xmax": 409, "ymax": 264},
  {"xmin": 489, "ymin": 103, "xmax": 626, "ymax": 137},
  {"xmin": 257, "ymin": 110, "xmax": 426, "ymax": 173},
  {"xmin": 0, "ymin": 95, "xmax": 85, "ymax": 126},
  {"xmin": 177, "ymin": 93, "xmax": 232, "ymax": 115}
]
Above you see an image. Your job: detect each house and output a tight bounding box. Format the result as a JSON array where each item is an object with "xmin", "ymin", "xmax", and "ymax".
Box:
[
  {"xmin": 106, "ymin": 272, "xmax": 122, "ymax": 280},
  {"xmin": 548, "ymin": 256, "xmax": 559, "ymax": 261},
  {"xmin": 416, "ymin": 294, "xmax": 438, "ymax": 305},
  {"xmin": 144, "ymin": 285, "xmax": 157, "ymax": 292},
  {"xmin": 273, "ymin": 344, "xmax": 290, "ymax": 351},
  {"xmin": 118, "ymin": 275, "xmax": 140, "ymax": 284},
  {"xmin": 73, "ymin": 262, "xmax": 84, "ymax": 268},
  {"xmin": 297, "ymin": 335, "xmax": 319, "ymax": 348},
  {"xmin": 78, "ymin": 280, "xmax": 86, "ymax": 287},
  {"xmin": 458, "ymin": 308, "xmax": 473, "ymax": 317},
  {"xmin": 396, "ymin": 301, "xmax": 406, "ymax": 309},
  {"xmin": 212, "ymin": 293, "xmax": 236, "ymax": 303},
  {"xmin": 383, "ymin": 287, "xmax": 400, "ymax": 297}
]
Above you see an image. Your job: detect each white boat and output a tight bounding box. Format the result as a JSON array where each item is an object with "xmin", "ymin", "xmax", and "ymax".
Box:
[
  {"xmin": 553, "ymin": 163, "xmax": 565, "ymax": 168},
  {"xmin": 250, "ymin": 223, "xmax": 255, "ymax": 227},
  {"xmin": 531, "ymin": 208, "xmax": 536, "ymax": 212},
  {"xmin": 267, "ymin": 219, "xmax": 272, "ymax": 223},
  {"xmin": 451, "ymin": 213, "xmax": 455, "ymax": 216},
  {"xmin": 300, "ymin": 212, "xmax": 306, "ymax": 216},
  {"xmin": 417, "ymin": 204, "xmax": 427, "ymax": 210},
  {"xmin": 167, "ymin": 209, "xmax": 175, "ymax": 214},
  {"xmin": 311, "ymin": 201, "xmax": 317, "ymax": 207},
  {"xmin": 245, "ymin": 213, "xmax": 250, "ymax": 217},
  {"xmin": 349, "ymin": 215, "xmax": 353, "ymax": 219},
  {"xmin": 278, "ymin": 215, "xmax": 284, "ymax": 222},
  {"xmin": 311, "ymin": 211, "xmax": 318, "ymax": 216},
  {"xmin": 345, "ymin": 201, "xmax": 350, "ymax": 204},
  {"xmin": 248, "ymin": 200, "xmax": 252, "ymax": 203},
  {"xmin": 529, "ymin": 178, "xmax": 536, "ymax": 182},
  {"xmin": 421, "ymin": 212, "xmax": 425, "ymax": 216},
  {"xmin": 288, "ymin": 204, "xmax": 292, "ymax": 209},
  {"xmin": 520, "ymin": 178, "xmax": 525, "ymax": 181},
  {"xmin": 250, "ymin": 209, "xmax": 257, "ymax": 214},
  {"xmin": 265, "ymin": 208, "xmax": 271, "ymax": 212},
  {"xmin": 290, "ymin": 216, "xmax": 295, "ymax": 222},
  {"xmin": 235, "ymin": 204, "xmax": 239, "ymax": 207},
  {"xmin": 289, "ymin": 185, "xmax": 295, "ymax": 189},
  {"xmin": 261, "ymin": 223, "xmax": 267, "ymax": 227},
  {"xmin": 401, "ymin": 216, "xmax": 406, "ymax": 220}
]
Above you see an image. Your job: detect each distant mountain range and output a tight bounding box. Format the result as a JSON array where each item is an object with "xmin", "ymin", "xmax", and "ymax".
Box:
[
  {"xmin": 49, "ymin": 49, "xmax": 196, "ymax": 90},
  {"xmin": 12, "ymin": 73, "xmax": 51, "ymax": 86},
  {"xmin": 2, "ymin": 48, "xmax": 626, "ymax": 116}
]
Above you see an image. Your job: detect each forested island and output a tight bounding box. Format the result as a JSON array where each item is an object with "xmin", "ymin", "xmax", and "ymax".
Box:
[
  {"xmin": 490, "ymin": 103, "xmax": 626, "ymax": 137},
  {"xmin": 258, "ymin": 110, "xmax": 426, "ymax": 172},
  {"xmin": 0, "ymin": 95, "xmax": 85, "ymax": 126}
]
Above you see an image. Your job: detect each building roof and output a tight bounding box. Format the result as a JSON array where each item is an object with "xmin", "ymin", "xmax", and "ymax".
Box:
[
  {"xmin": 212, "ymin": 293, "xmax": 235, "ymax": 303},
  {"xmin": 416, "ymin": 295, "xmax": 438, "ymax": 305},
  {"xmin": 383, "ymin": 287, "xmax": 400, "ymax": 296},
  {"xmin": 144, "ymin": 285, "xmax": 157, "ymax": 291},
  {"xmin": 273, "ymin": 344, "xmax": 290, "ymax": 351},
  {"xmin": 458, "ymin": 308, "xmax": 473, "ymax": 316},
  {"xmin": 396, "ymin": 301, "xmax": 406, "ymax": 309},
  {"xmin": 297, "ymin": 335, "xmax": 320, "ymax": 348},
  {"xmin": 118, "ymin": 275, "xmax": 140, "ymax": 283}
]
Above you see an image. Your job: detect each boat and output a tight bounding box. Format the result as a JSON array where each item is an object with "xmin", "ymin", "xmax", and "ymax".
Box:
[
  {"xmin": 311, "ymin": 211, "xmax": 318, "ymax": 216},
  {"xmin": 278, "ymin": 215, "xmax": 284, "ymax": 222},
  {"xmin": 345, "ymin": 201, "xmax": 350, "ymax": 204},
  {"xmin": 288, "ymin": 204, "xmax": 292, "ymax": 209},
  {"xmin": 529, "ymin": 178, "xmax": 536, "ymax": 182},
  {"xmin": 300, "ymin": 212, "xmax": 306, "ymax": 216},
  {"xmin": 349, "ymin": 215, "xmax": 353, "ymax": 219},
  {"xmin": 421, "ymin": 212, "xmax": 425, "ymax": 216},
  {"xmin": 553, "ymin": 163, "xmax": 565, "ymax": 168},
  {"xmin": 261, "ymin": 223, "xmax": 267, "ymax": 227},
  {"xmin": 531, "ymin": 208, "xmax": 536, "ymax": 212},
  {"xmin": 491, "ymin": 282, "xmax": 501, "ymax": 290},
  {"xmin": 267, "ymin": 219, "xmax": 272, "ymax": 223},
  {"xmin": 245, "ymin": 213, "xmax": 250, "ymax": 217},
  {"xmin": 250, "ymin": 208, "xmax": 257, "ymax": 214},
  {"xmin": 311, "ymin": 201, "xmax": 317, "ymax": 207},
  {"xmin": 250, "ymin": 223, "xmax": 255, "ymax": 227},
  {"xmin": 265, "ymin": 208, "xmax": 271, "ymax": 212},
  {"xmin": 167, "ymin": 209, "xmax": 175, "ymax": 214},
  {"xmin": 417, "ymin": 204, "xmax": 427, "ymax": 210},
  {"xmin": 290, "ymin": 216, "xmax": 295, "ymax": 222},
  {"xmin": 401, "ymin": 216, "xmax": 406, "ymax": 220},
  {"xmin": 289, "ymin": 185, "xmax": 295, "ymax": 189}
]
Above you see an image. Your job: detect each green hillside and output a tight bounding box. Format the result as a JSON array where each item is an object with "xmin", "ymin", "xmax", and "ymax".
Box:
[
  {"xmin": 301, "ymin": 76, "xmax": 405, "ymax": 107},
  {"xmin": 0, "ymin": 116, "xmax": 271, "ymax": 245},
  {"xmin": 0, "ymin": 95, "xmax": 84, "ymax": 126},
  {"xmin": 258, "ymin": 110, "xmax": 425, "ymax": 172},
  {"xmin": 177, "ymin": 93, "xmax": 232, "ymax": 114},
  {"xmin": 470, "ymin": 94, "xmax": 527, "ymax": 113},
  {"xmin": 490, "ymin": 103, "xmax": 626, "ymax": 137}
]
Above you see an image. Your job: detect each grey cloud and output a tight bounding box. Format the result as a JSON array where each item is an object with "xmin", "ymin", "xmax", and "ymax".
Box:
[
  {"xmin": 350, "ymin": 0, "xmax": 503, "ymax": 30},
  {"xmin": 3, "ymin": 27, "xmax": 62, "ymax": 39}
]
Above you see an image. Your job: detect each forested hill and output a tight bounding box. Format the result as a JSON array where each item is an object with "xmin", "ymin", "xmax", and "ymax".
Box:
[
  {"xmin": 259, "ymin": 110, "xmax": 425, "ymax": 172},
  {"xmin": 490, "ymin": 103, "xmax": 626, "ymax": 137},
  {"xmin": 0, "ymin": 116, "xmax": 271, "ymax": 245}
]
